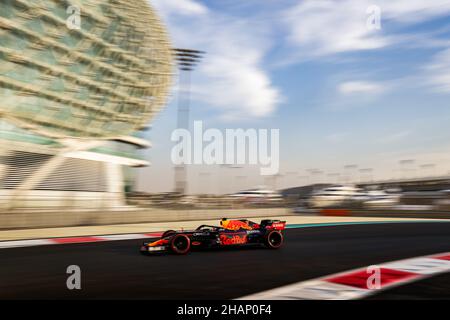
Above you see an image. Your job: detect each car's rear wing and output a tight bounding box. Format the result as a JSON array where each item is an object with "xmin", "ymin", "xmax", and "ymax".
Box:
[{"xmin": 260, "ymin": 219, "xmax": 286, "ymax": 230}]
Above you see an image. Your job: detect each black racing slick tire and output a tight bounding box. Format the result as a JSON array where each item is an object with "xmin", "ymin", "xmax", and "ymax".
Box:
[
  {"xmin": 162, "ymin": 230, "xmax": 177, "ymax": 238},
  {"xmin": 170, "ymin": 234, "xmax": 191, "ymax": 254},
  {"xmin": 264, "ymin": 230, "xmax": 283, "ymax": 249}
]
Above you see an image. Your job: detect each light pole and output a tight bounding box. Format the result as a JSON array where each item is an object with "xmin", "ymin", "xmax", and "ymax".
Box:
[{"xmin": 173, "ymin": 48, "xmax": 205, "ymax": 194}]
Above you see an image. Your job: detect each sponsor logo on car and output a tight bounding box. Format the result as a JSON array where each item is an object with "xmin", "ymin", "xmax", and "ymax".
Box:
[
  {"xmin": 193, "ymin": 232, "xmax": 209, "ymax": 236},
  {"xmin": 220, "ymin": 234, "xmax": 248, "ymax": 245}
]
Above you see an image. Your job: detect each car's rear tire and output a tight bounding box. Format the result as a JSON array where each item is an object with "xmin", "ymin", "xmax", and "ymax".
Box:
[
  {"xmin": 264, "ymin": 230, "xmax": 283, "ymax": 249},
  {"xmin": 162, "ymin": 230, "xmax": 176, "ymax": 238},
  {"xmin": 170, "ymin": 234, "xmax": 191, "ymax": 254}
]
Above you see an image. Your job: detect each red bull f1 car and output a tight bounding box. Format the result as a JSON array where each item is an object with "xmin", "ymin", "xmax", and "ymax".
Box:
[{"xmin": 140, "ymin": 218, "xmax": 286, "ymax": 255}]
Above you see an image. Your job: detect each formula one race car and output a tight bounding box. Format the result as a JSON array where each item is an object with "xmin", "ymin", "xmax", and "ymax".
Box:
[{"xmin": 140, "ymin": 218, "xmax": 286, "ymax": 255}]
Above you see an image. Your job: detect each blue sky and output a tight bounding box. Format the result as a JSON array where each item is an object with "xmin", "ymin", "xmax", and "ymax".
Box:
[{"xmin": 138, "ymin": 0, "xmax": 450, "ymax": 193}]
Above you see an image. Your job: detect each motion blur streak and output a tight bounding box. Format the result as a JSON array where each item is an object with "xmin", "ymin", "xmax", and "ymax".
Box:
[{"xmin": 0, "ymin": 223, "xmax": 449, "ymax": 299}]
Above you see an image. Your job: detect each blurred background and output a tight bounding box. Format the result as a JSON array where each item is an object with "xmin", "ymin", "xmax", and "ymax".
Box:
[
  {"xmin": 1, "ymin": 0, "xmax": 450, "ymax": 230},
  {"xmin": 1, "ymin": 0, "xmax": 450, "ymax": 302}
]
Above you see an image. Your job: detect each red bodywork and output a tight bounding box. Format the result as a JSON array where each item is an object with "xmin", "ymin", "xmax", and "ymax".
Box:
[{"xmin": 264, "ymin": 221, "xmax": 286, "ymax": 230}]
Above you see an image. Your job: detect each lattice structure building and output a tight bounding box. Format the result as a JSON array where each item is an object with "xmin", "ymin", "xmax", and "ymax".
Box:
[{"xmin": 0, "ymin": 0, "xmax": 173, "ymax": 209}]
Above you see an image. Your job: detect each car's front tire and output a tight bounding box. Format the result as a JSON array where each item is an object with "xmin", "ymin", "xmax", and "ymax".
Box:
[
  {"xmin": 170, "ymin": 234, "xmax": 191, "ymax": 254},
  {"xmin": 162, "ymin": 230, "xmax": 177, "ymax": 238}
]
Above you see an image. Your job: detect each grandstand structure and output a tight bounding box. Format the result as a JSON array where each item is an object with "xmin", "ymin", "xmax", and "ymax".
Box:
[{"xmin": 0, "ymin": 0, "xmax": 173, "ymax": 209}]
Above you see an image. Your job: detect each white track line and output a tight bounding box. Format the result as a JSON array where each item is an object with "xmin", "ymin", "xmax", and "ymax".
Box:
[
  {"xmin": 0, "ymin": 239, "xmax": 54, "ymax": 249},
  {"xmin": 0, "ymin": 233, "xmax": 162, "ymax": 249},
  {"xmin": 237, "ymin": 252, "xmax": 450, "ymax": 300}
]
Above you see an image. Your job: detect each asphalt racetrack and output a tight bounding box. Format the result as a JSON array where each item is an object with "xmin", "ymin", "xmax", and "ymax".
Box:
[{"xmin": 0, "ymin": 222, "xmax": 449, "ymax": 299}]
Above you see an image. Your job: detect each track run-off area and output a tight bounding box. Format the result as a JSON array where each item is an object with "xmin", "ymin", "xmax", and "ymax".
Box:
[{"xmin": 0, "ymin": 221, "xmax": 449, "ymax": 299}]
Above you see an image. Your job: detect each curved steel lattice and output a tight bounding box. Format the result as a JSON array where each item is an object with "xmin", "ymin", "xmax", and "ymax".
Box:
[{"xmin": 0, "ymin": 0, "xmax": 173, "ymax": 138}]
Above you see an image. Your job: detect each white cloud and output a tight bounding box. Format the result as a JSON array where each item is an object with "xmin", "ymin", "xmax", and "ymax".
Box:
[
  {"xmin": 426, "ymin": 48, "xmax": 450, "ymax": 93},
  {"xmin": 282, "ymin": 0, "xmax": 450, "ymax": 60},
  {"xmin": 338, "ymin": 81, "xmax": 385, "ymax": 95},
  {"xmin": 151, "ymin": 0, "xmax": 281, "ymax": 119},
  {"xmin": 151, "ymin": 0, "xmax": 208, "ymax": 16},
  {"xmin": 194, "ymin": 45, "xmax": 281, "ymax": 118},
  {"xmin": 283, "ymin": 1, "xmax": 387, "ymax": 57}
]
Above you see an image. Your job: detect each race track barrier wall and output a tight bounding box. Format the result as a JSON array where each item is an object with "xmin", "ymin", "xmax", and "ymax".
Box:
[{"xmin": 0, "ymin": 207, "xmax": 290, "ymax": 230}]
